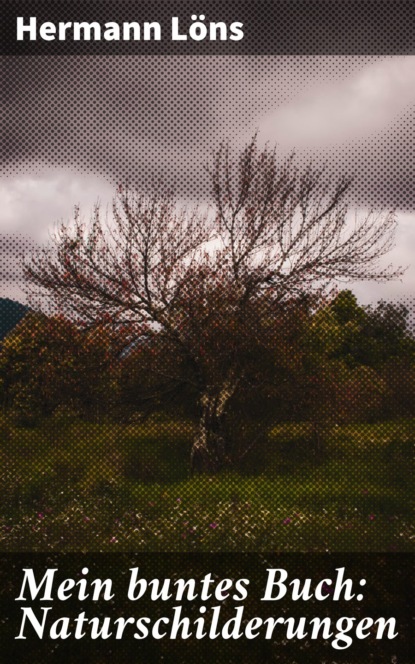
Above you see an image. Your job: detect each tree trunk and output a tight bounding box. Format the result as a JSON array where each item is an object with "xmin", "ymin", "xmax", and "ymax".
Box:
[{"xmin": 190, "ymin": 376, "xmax": 239, "ymax": 474}]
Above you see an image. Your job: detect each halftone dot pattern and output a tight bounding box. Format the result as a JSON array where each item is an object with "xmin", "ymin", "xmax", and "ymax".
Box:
[
  {"xmin": 3, "ymin": 54, "xmax": 415, "ymax": 209},
  {"xmin": 1, "ymin": 5, "xmax": 415, "ymax": 662},
  {"xmin": 0, "ymin": 137, "xmax": 413, "ymax": 555},
  {"xmin": 2, "ymin": 55, "xmax": 388, "ymax": 193}
]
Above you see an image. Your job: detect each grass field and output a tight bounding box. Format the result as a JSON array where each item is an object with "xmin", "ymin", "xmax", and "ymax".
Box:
[{"xmin": 0, "ymin": 414, "xmax": 413, "ymax": 551}]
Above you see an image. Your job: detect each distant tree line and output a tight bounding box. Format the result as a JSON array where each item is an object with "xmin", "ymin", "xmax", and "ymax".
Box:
[{"xmin": 1, "ymin": 291, "xmax": 414, "ymax": 443}]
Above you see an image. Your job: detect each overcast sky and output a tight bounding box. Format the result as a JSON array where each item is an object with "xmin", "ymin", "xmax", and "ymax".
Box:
[{"xmin": 1, "ymin": 55, "xmax": 415, "ymax": 305}]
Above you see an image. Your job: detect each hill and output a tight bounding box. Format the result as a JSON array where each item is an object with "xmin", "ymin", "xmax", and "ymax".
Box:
[{"xmin": 0, "ymin": 298, "xmax": 28, "ymax": 341}]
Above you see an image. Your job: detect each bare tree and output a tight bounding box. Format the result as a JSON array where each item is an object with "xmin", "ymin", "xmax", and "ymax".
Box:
[{"xmin": 24, "ymin": 136, "xmax": 404, "ymax": 472}]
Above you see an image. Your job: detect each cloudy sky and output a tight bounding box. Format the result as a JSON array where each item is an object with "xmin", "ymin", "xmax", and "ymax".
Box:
[{"xmin": 2, "ymin": 55, "xmax": 415, "ymax": 305}]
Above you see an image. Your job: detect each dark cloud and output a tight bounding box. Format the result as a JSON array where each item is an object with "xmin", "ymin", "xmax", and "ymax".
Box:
[
  {"xmin": 1, "ymin": 55, "xmax": 415, "ymax": 303},
  {"xmin": 3, "ymin": 54, "xmax": 404, "ymax": 202}
]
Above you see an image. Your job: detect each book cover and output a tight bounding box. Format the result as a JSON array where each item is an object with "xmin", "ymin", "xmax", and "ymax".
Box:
[{"xmin": 0, "ymin": 3, "xmax": 413, "ymax": 661}]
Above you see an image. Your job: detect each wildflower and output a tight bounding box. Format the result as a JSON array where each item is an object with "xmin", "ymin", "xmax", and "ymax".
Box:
[
  {"xmin": 37, "ymin": 512, "xmax": 45, "ymax": 520},
  {"xmin": 209, "ymin": 522, "xmax": 218, "ymax": 529},
  {"xmin": 176, "ymin": 498, "xmax": 182, "ymax": 503},
  {"xmin": 83, "ymin": 516, "xmax": 90, "ymax": 523},
  {"xmin": 109, "ymin": 536, "xmax": 118, "ymax": 544},
  {"xmin": 283, "ymin": 517, "xmax": 292, "ymax": 525},
  {"xmin": 369, "ymin": 514, "xmax": 375, "ymax": 521}
]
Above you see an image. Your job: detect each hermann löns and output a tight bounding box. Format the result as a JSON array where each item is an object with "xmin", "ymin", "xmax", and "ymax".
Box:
[{"xmin": 16, "ymin": 16, "xmax": 244, "ymax": 42}]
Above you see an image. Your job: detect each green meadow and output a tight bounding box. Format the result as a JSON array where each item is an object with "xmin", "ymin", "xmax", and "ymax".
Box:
[{"xmin": 1, "ymin": 414, "xmax": 413, "ymax": 552}]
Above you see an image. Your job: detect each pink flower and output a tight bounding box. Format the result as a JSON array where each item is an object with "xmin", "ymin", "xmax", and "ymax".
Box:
[
  {"xmin": 369, "ymin": 514, "xmax": 375, "ymax": 521},
  {"xmin": 283, "ymin": 517, "xmax": 292, "ymax": 525},
  {"xmin": 109, "ymin": 536, "xmax": 118, "ymax": 543},
  {"xmin": 37, "ymin": 512, "xmax": 45, "ymax": 520},
  {"xmin": 209, "ymin": 522, "xmax": 218, "ymax": 529}
]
